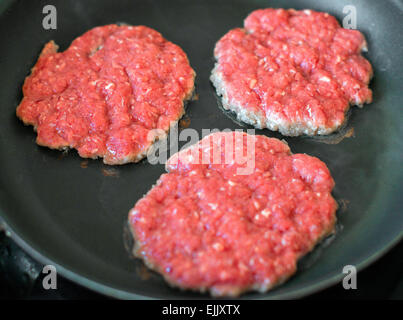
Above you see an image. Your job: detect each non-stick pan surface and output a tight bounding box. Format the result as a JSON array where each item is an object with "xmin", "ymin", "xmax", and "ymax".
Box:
[{"xmin": 0, "ymin": 0, "xmax": 402, "ymax": 299}]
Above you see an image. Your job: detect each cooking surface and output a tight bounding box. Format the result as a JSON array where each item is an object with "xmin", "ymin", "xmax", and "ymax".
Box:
[
  {"xmin": 0, "ymin": 0, "xmax": 402, "ymax": 299},
  {"xmin": 1, "ymin": 232, "xmax": 402, "ymax": 299}
]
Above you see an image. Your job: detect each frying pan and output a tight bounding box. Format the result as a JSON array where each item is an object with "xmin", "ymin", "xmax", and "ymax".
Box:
[{"xmin": 0, "ymin": 0, "xmax": 402, "ymax": 299}]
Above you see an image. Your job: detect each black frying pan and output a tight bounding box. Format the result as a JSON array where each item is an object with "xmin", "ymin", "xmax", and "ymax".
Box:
[{"xmin": 0, "ymin": 0, "xmax": 402, "ymax": 299}]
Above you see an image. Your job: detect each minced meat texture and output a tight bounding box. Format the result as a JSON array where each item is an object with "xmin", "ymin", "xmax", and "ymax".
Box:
[
  {"xmin": 17, "ymin": 25, "xmax": 195, "ymax": 164},
  {"xmin": 211, "ymin": 9, "xmax": 372, "ymax": 136},
  {"xmin": 129, "ymin": 131, "xmax": 337, "ymax": 296}
]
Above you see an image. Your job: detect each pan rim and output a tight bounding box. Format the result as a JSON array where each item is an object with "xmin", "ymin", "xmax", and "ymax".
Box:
[{"xmin": 1, "ymin": 214, "xmax": 402, "ymax": 299}]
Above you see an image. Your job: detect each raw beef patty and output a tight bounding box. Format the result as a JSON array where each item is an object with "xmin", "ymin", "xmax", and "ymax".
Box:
[
  {"xmin": 129, "ymin": 131, "xmax": 338, "ymax": 296},
  {"xmin": 17, "ymin": 25, "xmax": 195, "ymax": 164},
  {"xmin": 211, "ymin": 9, "xmax": 372, "ymax": 136}
]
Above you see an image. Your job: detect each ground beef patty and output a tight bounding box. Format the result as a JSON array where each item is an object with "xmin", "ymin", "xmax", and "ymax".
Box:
[
  {"xmin": 129, "ymin": 131, "xmax": 337, "ymax": 296},
  {"xmin": 17, "ymin": 25, "xmax": 195, "ymax": 165},
  {"xmin": 211, "ymin": 9, "xmax": 373, "ymax": 136}
]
